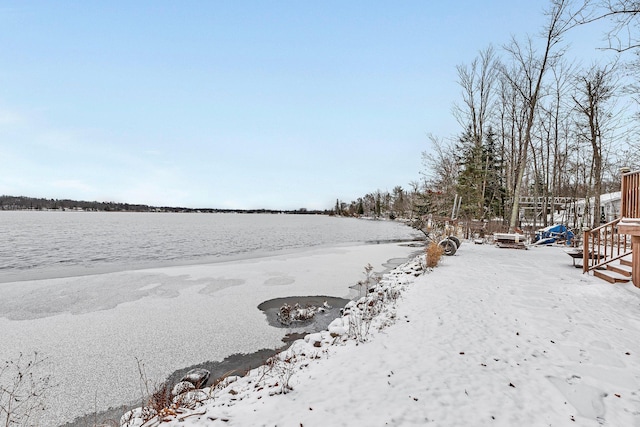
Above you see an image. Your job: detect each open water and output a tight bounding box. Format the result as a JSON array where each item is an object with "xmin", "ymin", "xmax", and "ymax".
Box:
[{"xmin": 0, "ymin": 211, "xmax": 420, "ymax": 283}]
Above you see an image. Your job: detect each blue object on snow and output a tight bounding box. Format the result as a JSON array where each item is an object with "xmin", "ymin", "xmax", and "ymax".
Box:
[{"xmin": 534, "ymin": 224, "xmax": 574, "ymax": 245}]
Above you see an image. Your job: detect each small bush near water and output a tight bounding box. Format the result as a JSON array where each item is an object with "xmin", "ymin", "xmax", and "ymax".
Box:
[
  {"xmin": 425, "ymin": 242, "xmax": 444, "ymax": 268},
  {"xmin": 0, "ymin": 352, "xmax": 54, "ymax": 427}
]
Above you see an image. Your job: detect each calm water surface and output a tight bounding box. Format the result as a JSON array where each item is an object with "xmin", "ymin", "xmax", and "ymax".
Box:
[{"xmin": 0, "ymin": 211, "xmax": 420, "ymax": 282}]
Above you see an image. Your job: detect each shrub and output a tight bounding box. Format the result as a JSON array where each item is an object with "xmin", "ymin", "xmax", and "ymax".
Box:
[
  {"xmin": 0, "ymin": 351, "xmax": 54, "ymax": 427},
  {"xmin": 355, "ymin": 263, "xmax": 378, "ymax": 298},
  {"xmin": 425, "ymin": 242, "xmax": 444, "ymax": 268}
]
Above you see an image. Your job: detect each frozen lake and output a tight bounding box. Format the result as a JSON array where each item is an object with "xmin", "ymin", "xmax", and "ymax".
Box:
[
  {"xmin": 0, "ymin": 212, "xmax": 421, "ymax": 425},
  {"xmin": 0, "ymin": 211, "xmax": 419, "ymax": 283}
]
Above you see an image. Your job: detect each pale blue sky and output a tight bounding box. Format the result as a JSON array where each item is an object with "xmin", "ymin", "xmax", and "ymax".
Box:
[{"xmin": 0, "ymin": 1, "xmax": 610, "ymax": 209}]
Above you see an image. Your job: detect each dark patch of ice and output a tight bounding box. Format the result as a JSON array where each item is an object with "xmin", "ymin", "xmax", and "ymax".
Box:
[
  {"xmin": 59, "ymin": 348, "xmax": 289, "ymax": 427},
  {"xmin": 258, "ymin": 295, "xmax": 350, "ymax": 333}
]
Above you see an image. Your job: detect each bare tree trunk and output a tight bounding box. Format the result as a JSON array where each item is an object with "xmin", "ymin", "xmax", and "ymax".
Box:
[
  {"xmin": 572, "ymin": 62, "xmax": 618, "ymax": 227},
  {"xmin": 505, "ymin": 0, "xmax": 585, "ymax": 232}
]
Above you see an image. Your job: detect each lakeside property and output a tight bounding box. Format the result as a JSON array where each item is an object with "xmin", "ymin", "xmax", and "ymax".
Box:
[{"xmin": 121, "ymin": 242, "xmax": 640, "ymax": 427}]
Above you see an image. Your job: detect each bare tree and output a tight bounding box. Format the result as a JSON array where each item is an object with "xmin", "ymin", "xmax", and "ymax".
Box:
[
  {"xmin": 496, "ymin": 63, "xmax": 528, "ymax": 211},
  {"xmin": 415, "ymin": 134, "xmax": 460, "ymax": 221},
  {"xmin": 578, "ymin": 0, "xmax": 640, "ymax": 52},
  {"xmin": 420, "ymin": 134, "xmax": 459, "ymax": 199},
  {"xmin": 572, "ymin": 61, "xmax": 621, "ymax": 226},
  {"xmin": 391, "ymin": 186, "xmax": 407, "ymax": 218},
  {"xmin": 407, "ymin": 180, "xmax": 421, "ymax": 220},
  {"xmin": 453, "ymin": 45, "xmax": 498, "ymax": 148},
  {"xmin": 502, "ymin": 0, "xmax": 587, "ymax": 231},
  {"xmin": 531, "ymin": 59, "xmax": 576, "ymax": 226}
]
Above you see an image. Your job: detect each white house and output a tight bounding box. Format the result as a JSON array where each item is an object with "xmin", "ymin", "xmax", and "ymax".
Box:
[{"xmin": 567, "ymin": 191, "xmax": 621, "ymax": 228}]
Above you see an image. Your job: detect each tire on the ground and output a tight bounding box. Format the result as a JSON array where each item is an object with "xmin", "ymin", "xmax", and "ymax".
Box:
[
  {"xmin": 438, "ymin": 238, "xmax": 457, "ymax": 256},
  {"xmin": 448, "ymin": 236, "xmax": 461, "ymax": 249}
]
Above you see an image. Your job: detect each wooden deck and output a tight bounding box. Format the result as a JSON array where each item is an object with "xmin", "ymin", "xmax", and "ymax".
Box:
[{"xmin": 592, "ymin": 169, "xmax": 640, "ymax": 287}]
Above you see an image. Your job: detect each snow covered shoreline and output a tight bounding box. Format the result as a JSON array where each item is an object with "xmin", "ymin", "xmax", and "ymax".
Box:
[
  {"xmin": 122, "ymin": 243, "xmax": 640, "ymax": 427},
  {"xmin": 0, "ymin": 242, "xmax": 420, "ymax": 426}
]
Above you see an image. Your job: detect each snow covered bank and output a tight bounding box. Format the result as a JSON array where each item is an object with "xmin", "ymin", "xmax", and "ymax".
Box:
[
  {"xmin": 0, "ymin": 242, "xmax": 419, "ymax": 426},
  {"xmin": 125, "ymin": 243, "xmax": 640, "ymax": 427}
]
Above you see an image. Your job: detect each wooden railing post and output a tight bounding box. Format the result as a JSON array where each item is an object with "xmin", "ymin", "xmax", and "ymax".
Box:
[
  {"xmin": 619, "ymin": 218, "xmax": 640, "ymax": 288},
  {"xmin": 621, "ymin": 169, "xmax": 640, "ymax": 219},
  {"xmin": 583, "ymin": 218, "xmax": 632, "ymax": 274},
  {"xmin": 572, "ymin": 170, "xmax": 640, "ymax": 281},
  {"xmin": 583, "ymin": 228, "xmax": 589, "ymax": 273},
  {"xmin": 621, "ymin": 170, "xmax": 628, "ymax": 217},
  {"xmin": 633, "ymin": 236, "xmax": 640, "ymax": 288}
]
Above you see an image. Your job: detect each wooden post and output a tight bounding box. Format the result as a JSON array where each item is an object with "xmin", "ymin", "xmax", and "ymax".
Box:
[
  {"xmin": 621, "ymin": 170, "xmax": 629, "ymax": 217},
  {"xmin": 618, "ymin": 219, "xmax": 640, "ymax": 288},
  {"xmin": 617, "ymin": 170, "xmax": 640, "ymax": 287},
  {"xmin": 632, "ymin": 235, "xmax": 640, "ymax": 288},
  {"xmin": 582, "ymin": 229, "xmax": 589, "ymax": 273}
]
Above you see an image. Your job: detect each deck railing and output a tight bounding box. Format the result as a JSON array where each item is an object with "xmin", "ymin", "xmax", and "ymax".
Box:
[
  {"xmin": 583, "ymin": 218, "xmax": 632, "ymax": 273},
  {"xmin": 621, "ymin": 170, "xmax": 640, "ymax": 219},
  {"xmin": 582, "ymin": 169, "xmax": 639, "ymax": 279}
]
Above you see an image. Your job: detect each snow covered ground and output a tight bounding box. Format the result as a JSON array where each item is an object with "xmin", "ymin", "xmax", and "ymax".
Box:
[
  {"xmin": 127, "ymin": 242, "xmax": 640, "ymax": 427},
  {"xmin": 0, "ymin": 242, "xmax": 419, "ymax": 426}
]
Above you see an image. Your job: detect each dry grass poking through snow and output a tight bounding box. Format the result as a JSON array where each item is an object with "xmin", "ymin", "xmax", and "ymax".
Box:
[
  {"xmin": 0, "ymin": 351, "xmax": 54, "ymax": 427},
  {"xmin": 425, "ymin": 241, "xmax": 444, "ymax": 268},
  {"xmin": 119, "ymin": 255, "xmax": 427, "ymax": 426}
]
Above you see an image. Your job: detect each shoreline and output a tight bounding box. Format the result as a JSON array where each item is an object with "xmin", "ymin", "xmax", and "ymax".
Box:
[
  {"xmin": 60, "ymin": 297, "xmax": 349, "ymax": 427},
  {"xmin": 56, "ymin": 246, "xmax": 423, "ymax": 427},
  {"xmin": 114, "ymin": 244, "xmax": 640, "ymax": 426},
  {"xmin": 0, "ymin": 241, "xmax": 422, "ymax": 426},
  {"xmin": 0, "ymin": 238, "xmax": 422, "ymax": 285}
]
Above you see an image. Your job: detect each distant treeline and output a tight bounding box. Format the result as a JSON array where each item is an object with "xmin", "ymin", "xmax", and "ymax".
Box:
[{"xmin": 0, "ymin": 195, "xmax": 331, "ymax": 215}]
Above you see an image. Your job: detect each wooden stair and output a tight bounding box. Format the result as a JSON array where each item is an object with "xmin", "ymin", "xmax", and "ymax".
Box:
[
  {"xmin": 583, "ymin": 169, "xmax": 639, "ymax": 287},
  {"xmin": 593, "ymin": 257, "xmax": 633, "ymax": 284}
]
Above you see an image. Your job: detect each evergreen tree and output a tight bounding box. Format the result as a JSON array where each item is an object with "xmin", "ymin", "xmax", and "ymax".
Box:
[
  {"xmin": 456, "ymin": 126, "xmax": 506, "ymax": 220},
  {"xmin": 482, "ymin": 127, "xmax": 506, "ymax": 219},
  {"xmin": 455, "ymin": 127, "xmax": 485, "ymax": 219}
]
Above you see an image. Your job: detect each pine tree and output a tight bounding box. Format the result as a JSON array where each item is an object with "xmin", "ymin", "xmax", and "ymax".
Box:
[
  {"xmin": 455, "ymin": 127, "xmax": 485, "ymax": 219},
  {"xmin": 482, "ymin": 127, "xmax": 506, "ymax": 219},
  {"xmin": 456, "ymin": 126, "xmax": 506, "ymax": 220}
]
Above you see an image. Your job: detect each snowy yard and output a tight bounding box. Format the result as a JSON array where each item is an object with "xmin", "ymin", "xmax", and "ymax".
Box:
[{"xmin": 133, "ymin": 242, "xmax": 640, "ymax": 427}]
